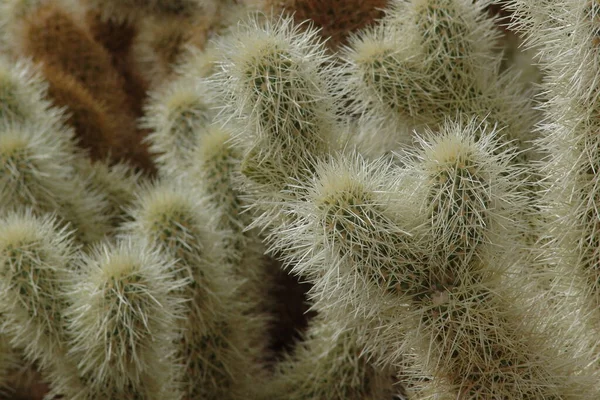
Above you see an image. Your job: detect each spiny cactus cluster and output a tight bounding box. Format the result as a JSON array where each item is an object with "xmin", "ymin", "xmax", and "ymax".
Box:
[{"xmin": 1, "ymin": 0, "xmax": 600, "ymax": 399}]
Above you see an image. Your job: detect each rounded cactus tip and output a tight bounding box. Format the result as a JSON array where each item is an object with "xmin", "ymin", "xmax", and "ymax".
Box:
[{"xmin": 66, "ymin": 238, "xmax": 185, "ymax": 385}]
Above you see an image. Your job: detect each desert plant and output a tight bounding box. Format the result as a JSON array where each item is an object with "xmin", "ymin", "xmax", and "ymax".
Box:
[{"xmin": 3, "ymin": 1, "xmax": 600, "ymax": 399}]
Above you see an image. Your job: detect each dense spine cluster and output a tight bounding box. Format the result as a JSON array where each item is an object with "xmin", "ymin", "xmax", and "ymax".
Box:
[
  {"xmin": 3, "ymin": 1, "xmax": 600, "ymax": 399},
  {"xmin": 213, "ymin": 15, "xmax": 340, "ymax": 229},
  {"xmin": 66, "ymin": 240, "xmax": 183, "ymax": 399},
  {"xmin": 342, "ymin": 0, "xmax": 536, "ymax": 159},
  {"xmin": 267, "ymin": 314, "xmax": 397, "ymax": 400},
  {"xmin": 505, "ymin": 0, "xmax": 600, "ymax": 364}
]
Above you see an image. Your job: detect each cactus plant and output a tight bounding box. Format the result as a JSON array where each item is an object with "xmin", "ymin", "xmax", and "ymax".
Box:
[{"xmin": 4, "ymin": 1, "xmax": 600, "ymax": 399}]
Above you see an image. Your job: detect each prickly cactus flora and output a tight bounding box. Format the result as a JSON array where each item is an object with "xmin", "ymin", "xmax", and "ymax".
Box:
[
  {"xmin": 273, "ymin": 119, "xmax": 598, "ymax": 398},
  {"xmin": 85, "ymin": 9, "xmax": 138, "ymax": 59},
  {"xmin": 343, "ymin": 0, "xmax": 536, "ymax": 157},
  {"xmin": 142, "ymin": 77, "xmax": 215, "ymax": 177},
  {"xmin": 0, "ymin": 59, "xmax": 112, "ymax": 242},
  {"xmin": 65, "ymin": 239, "xmax": 184, "ymax": 399},
  {"xmin": 174, "ymin": 44, "xmax": 219, "ymax": 80},
  {"xmin": 215, "ymin": 15, "xmax": 336, "ymax": 175},
  {"xmin": 192, "ymin": 126, "xmax": 242, "ymax": 233},
  {"xmin": 0, "ymin": 118, "xmax": 111, "ymax": 244},
  {"xmin": 214, "ymin": 14, "xmax": 340, "ymax": 232},
  {"xmin": 395, "ymin": 120, "xmax": 578, "ymax": 398},
  {"xmin": 141, "ymin": 40, "xmax": 222, "ymax": 178},
  {"xmin": 415, "ymin": 119, "xmax": 522, "ymax": 268},
  {"xmin": 120, "ymin": 181, "xmax": 265, "ymax": 399},
  {"xmin": 1, "ymin": 0, "xmax": 156, "ymax": 172},
  {"xmin": 142, "ymin": 42, "xmax": 271, "ymax": 310},
  {"xmin": 121, "ymin": 182, "xmax": 224, "ymax": 310},
  {"xmin": 5, "ymin": 1, "xmax": 600, "ymax": 399},
  {"xmin": 0, "ymin": 212, "xmax": 75, "ymax": 370},
  {"xmin": 189, "ymin": 122, "xmax": 277, "ymax": 316},
  {"xmin": 0, "ymin": 119, "xmax": 73, "ymax": 209},
  {"xmin": 504, "ymin": 0, "xmax": 600, "ymax": 360},
  {"xmin": 267, "ymin": 314, "xmax": 397, "ymax": 400},
  {"xmin": 0, "ymin": 56, "xmax": 52, "ymax": 123},
  {"xmin": 273, "ymin": 150, "xmax": 424, "ymax": 294}
]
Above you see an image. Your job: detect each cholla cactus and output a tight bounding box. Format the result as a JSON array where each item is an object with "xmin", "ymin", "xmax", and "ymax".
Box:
[
  {"xmin": 120, "ymin": 181, "xmax": 266, "ymax": 399},
  {"xmin": 396, "ymin": 120, "xmax": 581, "ymax": 398},
  {"xmin": 0, "ymin": 55, "xmax": 55, "ymax": 122},
  {"xmin": 213, "ymin": 14, "xmax": 339, "ymax": 224},
  {"xmin": 271, "ymin": 119, "xmax": 597, "ymax": 398},
  {"xmin": 0, "ymin": 211, "xmax": 75, "ymax": 371},
  {"xmin": 142, "ymin": 77, "xmax": 215, "ymax": 177},
  {"xmin": 65, "ymin": 239, "xmax": 184, "ymax": 399},
  {"xmin": 267, "ymin": 313, "xmax": 398, "ymax": 400},
  {"xmin": 504, "ymin": 0, "xmax": 600, "ymax": 362},
  {"xmin": 143, "ymin": 36, "xmax": 271, "ymax": 297},
  {"xmin": 5, "ymin": 1, "xmax": 600, "ymax": 399},
  {"xmin": 0, "ymin": 57, "xmax": 111, "ymax": 243},
  {"xmin": 0, "ymin": 0, "xmax": 156, "ymax": 171},
  {"xmin": 0, "ymin": 118, "xmax": 110, "ymax": 244},
  {"xmin": 187, "ymin": 122, "xmax": 272, "ymax": 306},
  {"xmin": 342, "ymin": 0, "xmax": 536, "ymax": 159}
]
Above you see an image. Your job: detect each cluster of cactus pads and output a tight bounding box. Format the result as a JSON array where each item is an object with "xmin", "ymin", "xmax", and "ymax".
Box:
[{"xmin": 1, "ymin": 0, "xmax": 600, "ymax": 398}]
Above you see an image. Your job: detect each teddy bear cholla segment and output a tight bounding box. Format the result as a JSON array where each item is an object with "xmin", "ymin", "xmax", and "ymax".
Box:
[{"xmin": 269, "ymin": 119, "xmax": 597, "ymax": 398}]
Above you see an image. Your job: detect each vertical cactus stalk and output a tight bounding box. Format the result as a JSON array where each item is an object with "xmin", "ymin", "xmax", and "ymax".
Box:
[
  {"xmin": 0, "ymin": 55, "xmax": 114, "ymax": 244},
  {"xmin": 213, "ymin": 14, "xmax": 340, "ymax": 229},
  {"xmin": 0, "ymin": 118, "xmax": 111, "ymax": 244},
  {"xmin": 266, "ymin": 313, "xmax": 398, "ymax": 400},
  {"xmin": 0, "ymin": 211, "xmax": 76, "ymax": 372},
  {"xmin": 505, "ymin": 0, "xmax": 600, "ymax": 364},
  {"xmin": 189, "ymin": 123, "xmax": 275, "ymax": 350},
  {"xmin": 142, "ymin": 78, "xmax": 215, "ymax": 177},
  {"xmin": 268, "ymin": 148, "xmax": 428, "ymax": 373},
  {"xmin": 406, "ymin": 120, "xmax": 595, "ymax": 398},
  {"xmin": 396, "ymin": 119, "xmax": 583, "ymax": 398},
  {"xmin": 143, "ymin": 36, "xmax": 272, "ymax": 323},
  {"xmin": 0, "ymin": 211, "xmax": 92, "ymax": 399},
  {"xmin": 65, "ymin": 239, "xmax": 184, "ymax": 399},
  {"xmin": 342, "ymin": 0, "xmax": 536, "ymax": 159},
  {"xmin": 275, "ymin": 119, "xmax": 596, "ymax": 398},
  {"xmin": 0, "ymin": 56, "xmax": 56, "ymax": 123},
  {"xmin": 121, "ymin": 182, "xmax": 266, "ymax": 399}
]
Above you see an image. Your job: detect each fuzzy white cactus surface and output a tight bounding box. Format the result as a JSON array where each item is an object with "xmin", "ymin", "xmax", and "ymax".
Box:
[{"xmin": 3, "ymin": 1, "xmax": 600, "ymax": 399}]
